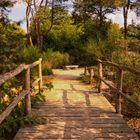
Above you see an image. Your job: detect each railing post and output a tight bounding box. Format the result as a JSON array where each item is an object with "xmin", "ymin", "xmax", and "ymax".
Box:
[
  {"xmin": 25, "ymin": 67, "xmax": 31, "ymax": 115},
  {"xmin": 84, "ymin": 66, "xmax": 88, "ymax": 76},
  {"xmin": 38, "ymin": 58, "xmax": 42, "ymax": 92},
  {"xmin": 98, "ymin": 62, "xmax": 103, "ymax": 93},
  {"xmin": 116, "ymin": 69, "xmax": 123, "ymax": 114},
  {"xmin": 90, "ymin": 68, "xmax": 94, "ymax": 84}
]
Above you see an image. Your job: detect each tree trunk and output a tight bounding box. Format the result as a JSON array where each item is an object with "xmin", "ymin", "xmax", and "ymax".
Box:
[
  {"xmin": 99, "ymin": 6, "xmax": 103, "ymax": 27},
  {"xmin": 35, "ymin": 18, "xmax": 43, "ymax": 49},
  {"xmin": 123, "ymin": 0, "xmax": 130, "ymax": 39},
  {"xmin": 26, "ymin": 2, "xmax": 33, "ymax": 46}
]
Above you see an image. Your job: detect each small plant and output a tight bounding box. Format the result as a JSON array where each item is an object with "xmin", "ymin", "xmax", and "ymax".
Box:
[
  {"xmin": 81, "ymin": 75, "xmax": 90, "ymax": 84},
  {"xmin": 42, "ymin": 63, "xmax": 53, "ymax": 75},
  {"xmin": 31, "ymin": 90, "xmax": 46, "ymax": 105}
]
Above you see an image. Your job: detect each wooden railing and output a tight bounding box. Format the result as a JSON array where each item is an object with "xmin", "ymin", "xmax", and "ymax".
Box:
[
  {"xmin": 85, "ymin": 59, "xmax": 140, "ymax": 114},
  {"xmin": 0, "ymin": 58, "xmax": 42, "ymax": 125}
]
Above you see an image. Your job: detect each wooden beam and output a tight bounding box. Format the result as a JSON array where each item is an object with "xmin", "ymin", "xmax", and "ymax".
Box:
[
  {"xmin": 0, "ymin": 58, "xmax": 42, "ymax": 85},
  {"xmin": 97, "ymin": 59, "xmax": 140, "ymax": 76},
  {"xmin": 95, "ymin": 75, "xmax": 140, "ymax": 110},
  {"xmin": 31, "ymin": 78, "xmax": 40, "ymax": 88},
  {"xmin": 29, "ymin": 58, "xmax": 42, "ymax": 69},
  {"xmin": 84, "ymin": 67, "xmax": 88, "ymax": 76},
  {"xmin": 38, "ymin": 59, "xmax": 42, "ymax": 92},
  {"xmin": 116, "ymin": 69, "xmax": 123, "ymax": 114},
  {"xmin": 98, "ymin": 62, "xmax": 103, "ymax": 93},
  {"xmin": 0, "ymin": 58, "xmax": 43, "ymax": 124},
  {"xmin": 0, "ymin": 64, "xmax": 26, "ymax": 85},
  {"xmin": 0, "ymin": 90, "xmax": 29, "ymax": 124},
  {"xmin": 25, "ymin": 68, "xmax": 31, "ymax": 115},
  {"xmin": 89, "ymin": 68, "xmax": 94, "ymax": 84}
]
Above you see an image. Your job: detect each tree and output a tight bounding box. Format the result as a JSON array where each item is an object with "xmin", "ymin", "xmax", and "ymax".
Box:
[
  {"xmin": 0, "ymin": 0, "xmax": 16, "ymax": 22},
  {"xmin": 122, "ymin": 0, "xmax": 140, "ymax": 39},
  {"xmin": 73, "ymin": 0, "xmax": 121, "ymax": 27},
  {"xmin": 23, "ymin": 0, "xmax": 65, "ymax": 49},
  {"xmin": 0, "ymin": 22, "xmax": 26, "ymax": 73}
]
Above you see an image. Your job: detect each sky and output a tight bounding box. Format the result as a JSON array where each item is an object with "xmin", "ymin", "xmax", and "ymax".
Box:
[{"xmin": 8, "ymin": 2, "xmax": 140, "ymax": 32}]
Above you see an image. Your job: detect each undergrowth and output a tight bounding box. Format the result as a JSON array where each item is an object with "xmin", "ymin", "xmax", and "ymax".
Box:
[{"xmin": 0, "ymin": 77, "xmax": 52, "ymax": 140}]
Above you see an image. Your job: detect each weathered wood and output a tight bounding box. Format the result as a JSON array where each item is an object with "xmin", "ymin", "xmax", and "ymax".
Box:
[
  {"xmin": 28, "ymin": 58, "xmax": 42, "ymax": 69},
  {"xmin": 0, "ymin": 59, "xmax": 42, "ymax": 86},
  {"xmin": 96, "ymin": 59, "xmax": 140, "ymax": 112},
  {"xmin": 95, "ymin": 75, "xmax": 140, "ymax": 110},
  {"xmin": 89, "ymin": 68, "xmax": 94, "ymax": 84},
  {"xmin": 97, "ymin": 59, "xmax": 140, "ymax": 76},
  {"xmin": 98, "ymin": 62, "xmax": 103, "ymax": 93},
  {"xmin": 25, "ymin": 68, "xmax": 31, "ymax": 115},
  {"xmin": 38, "ymin": 59, "xmax": 42, "ymax": 92},
  {"xmin": 14, "ymin": 69, "xmax": 139, "ymax": 140},
  {"xmin": 84, "ymin": 67, "xmax": 88, "ymax": 76},
  {"xmin": 0, "ymin": 64, "xmax": 26, "ymax": 85},
  {"xmin": 0, "ymin": 90, "xmax": 29, "ymax": 124},
  {"xmin": 31, "ymin": 78, "xmax": 40, "ymax": 88},
  {"xmin": 64, "ymin": 65, "xmax": 79, "ymax": 70},
  {"xmin": 0, "ymin": 58, "xmax": 43, "ymax": 125},
  {"xmin": 116, "ymin": 69, "xmax": 123, "ymax": 114}
]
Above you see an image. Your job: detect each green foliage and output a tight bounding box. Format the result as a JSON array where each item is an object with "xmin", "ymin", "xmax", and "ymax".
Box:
[
  {"xmin": 0, "ymin": 23, "xmax": 26, "ymax": 74},
  {"xmin": 31, "ymin": 89, "xmax": 46, "ymax": 105},
  {"xmin": 127, "ymin": 24, "xmax": 140, "ymax": 39},
  {"xmin": 42, "ymin": 64, "xmax": 53, "ymax": 75},
  {"xmin": 43, "ymin": 49, "xmax": 69, "ymax": 68},
  {"xmin": 0, "ymin": 0, "xmax": 16, "ymax": 22},
  {"xmin": 73, "ymin": 0, "xmax": 122, "ymax": 27},
  {"xmin": 0, "ymin": 76, "xmax": 47, "ymax": 139},
  {"xmin": 45, "ymin": 83, "xmax": 54, "ymax": 91},
  {"xmin": 18, "ymin": 45, "xmax": 41, "ymax": 64},
  {"xmin": 81, "ymin": 75, "xmax": 90, "ymax": 84},
  {"xmin": 86, "ymin": 23, "xmax": 124, "ymax": 61}
]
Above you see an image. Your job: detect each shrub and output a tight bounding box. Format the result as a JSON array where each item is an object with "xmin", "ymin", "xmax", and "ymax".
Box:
[
  {"xmin": 42, "ymin": 63, "xmax": 53, "ymax": 75},
  {"xmin": 18, "ymin": 45, "xmax": 41, "ymax": 64},
  {"xmin": 43, "ymin": 49, "xmax": 69, "ymax": 69}
]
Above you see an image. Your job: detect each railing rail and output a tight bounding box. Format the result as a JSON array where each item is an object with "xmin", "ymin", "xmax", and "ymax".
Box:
[
  {"xmin": 85, "ymin": 59, "xmax": 140, "ymax": 114},
  {"xmin": 0, "ymin": 58, "xmax": 42, "ymax": 125}
]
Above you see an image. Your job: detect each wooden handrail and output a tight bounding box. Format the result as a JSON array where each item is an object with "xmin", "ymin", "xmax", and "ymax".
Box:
[
  {"xmin": 95, "ymin": 76, "xmax": 140, "ymax": 110},
  {"xmin": 0, "ymin": 64, "xmax": 26, "ymax": 85},
  {"xmin": 29, "ymin": 58, "xmax": 42, "ymax": 69},
  {"xmin": 85, "ymin": 59, "xmax": 140, "ymax": 114},
  {"xmin": 0, "ymin": 58, "xmax": 42, "ymax": 85},
  {"xmin": 0, "ymin": 58, "xmax": 43, "ymax": 125},
  {"xmin": 97, "ymin": 59, "xmax": 140, "ymax": 76},
  {"xmin": 0, "ymin": 90, "xmax": 29, "ymax": 124}
]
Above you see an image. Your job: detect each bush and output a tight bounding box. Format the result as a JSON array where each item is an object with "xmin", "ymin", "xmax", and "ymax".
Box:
[
  {"xmin": 43, "ymin": 49, "xmax": 69, "ymax": 69},
  {"xmin": 18, "ymin": 45, "xmax": 41, "ymax": 64},
  {"xmin": 42, "ymin": 63, "xmax": 53, "ymax": 75},
  {"xmin": 0, "ymin": 77, "xmax": 47, "ymax": 140},
  {"xmin": 0, "ymin": 23, "xmax": 26, "ymax": 74}
]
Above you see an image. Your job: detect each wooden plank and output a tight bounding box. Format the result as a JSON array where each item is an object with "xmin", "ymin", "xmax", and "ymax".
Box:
[
  {"xmin": 14, "ymin": 131, "xmax": 138, "ymax": 139},
  {"xmin": 64, "ymin": 65, "xmax": 79, "ymax": 70},
  {"xmin": 18, "ymin": 126, "xmax": 134, "ymax": 133},
  {"xmin": 0, "ymin": 90, "xmax": 29, "ymax": 124},
  {"xmin": 14, "ymin": 69, "xmax": 139, "ymax": 140}
]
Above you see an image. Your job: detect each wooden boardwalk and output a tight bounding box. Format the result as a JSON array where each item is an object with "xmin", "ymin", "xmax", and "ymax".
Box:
[{"xmin": 14, "ymin": 69, "xmax": 139, "ymax": 140}]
